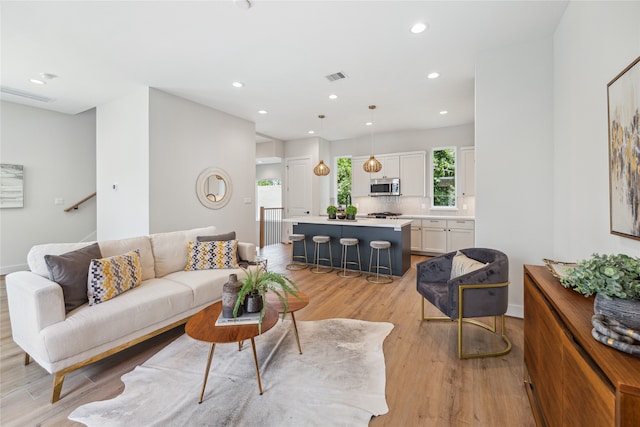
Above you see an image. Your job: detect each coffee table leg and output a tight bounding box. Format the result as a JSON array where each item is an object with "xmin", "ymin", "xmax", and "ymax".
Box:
[
  {"xmin": 250, "ymin": 337, "xmax": 264, "ymax": 395},
  {"xmin": 291, "ymin": 312, "xmax": 303, "ymax": 354},
  {"xmin": 199, "ymin": 343, "xmax": 216, "ymax": 404}
]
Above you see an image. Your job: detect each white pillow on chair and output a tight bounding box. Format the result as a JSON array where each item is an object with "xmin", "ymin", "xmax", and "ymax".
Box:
[{"xmin": 450, "ymin": 251, "xmax": 487, "ymax": 279}]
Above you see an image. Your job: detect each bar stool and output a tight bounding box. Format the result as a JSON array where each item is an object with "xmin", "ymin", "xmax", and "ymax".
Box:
[
  {"xmin": 338, "ymin": 238, "xmax": 362, "ymax": 278},
  {"xmin": 367, "ymin": 240, "xmax": 393, "ymax": 284},
  {"xmin": 286, "ymin": 234, "xmax": 308, "ymax": 271},
  {"xmin": 311, "ymin": 235, "xmax": 333, "ymax": 274}
]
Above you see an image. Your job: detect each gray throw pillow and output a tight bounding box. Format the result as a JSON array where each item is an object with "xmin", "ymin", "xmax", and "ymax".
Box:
[
  {"xmin": 197, "ymin": 231, "xmax": 242, "ymax": 263},
  {"xmin": 44, "ymin": 242, "xmax": 102, "ymax": 313}
]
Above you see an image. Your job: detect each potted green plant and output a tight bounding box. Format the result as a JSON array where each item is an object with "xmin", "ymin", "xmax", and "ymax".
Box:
[
  {"xmin": 560, "ymin": 253, "xmax": 640, "ymax": 329},
  {"xmin": 326, "ymin": 205, "xmax": 338, "ymax": 219},
  {"xmin": 345, "ymin": 205, "xmax": 357, "ymax": 220},
  {"xmin": 233, "ymin": 265, "xmax": 302, "ymax": 332}
]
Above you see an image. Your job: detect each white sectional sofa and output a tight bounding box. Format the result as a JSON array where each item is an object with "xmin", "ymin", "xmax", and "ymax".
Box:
[{"xmin": 5, "ymin": 226, "xmax": 256, "ymax": 403}]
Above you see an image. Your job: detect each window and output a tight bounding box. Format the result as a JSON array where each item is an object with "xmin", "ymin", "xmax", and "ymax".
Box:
[
  {"xmin": 256, "ymin": 179, "xmax": 281, "ymax": 219},
  {"xmin": 336, "ymin": 157, "xmax": 352, "ymax": 206},
  {"xmin": 431, "ymin": 147, "xmax": 457, "ymax": 208}
]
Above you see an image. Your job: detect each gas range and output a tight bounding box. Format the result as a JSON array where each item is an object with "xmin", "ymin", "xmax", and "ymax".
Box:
[{"xmin": 367, "ymin": 212, "xmax": 403, "ymax": 219}]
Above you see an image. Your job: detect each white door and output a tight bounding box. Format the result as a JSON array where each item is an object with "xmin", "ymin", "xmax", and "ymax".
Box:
[{"xmin": 285, "ymin": 157, "xmax": 312, "ymax": 240}]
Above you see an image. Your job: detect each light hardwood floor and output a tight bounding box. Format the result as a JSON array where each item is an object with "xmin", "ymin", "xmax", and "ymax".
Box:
[{"xmin": 1, "ymin": 244, "xmax": 535, "ymax": 426}]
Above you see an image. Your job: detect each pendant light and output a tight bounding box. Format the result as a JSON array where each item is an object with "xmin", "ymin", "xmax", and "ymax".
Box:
[
  {"xmin": 313, "ymin": 114, "xmax": 331, "ymax": 176},
  {"xmin": 363, "ymin": 105, "xmax": 382, "ymax": 173}
]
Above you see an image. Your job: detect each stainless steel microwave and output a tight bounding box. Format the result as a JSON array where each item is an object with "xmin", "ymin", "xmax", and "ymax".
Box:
[{"xmin": 369, "ymin": 178, "xmax": 400, "ymax": 196}]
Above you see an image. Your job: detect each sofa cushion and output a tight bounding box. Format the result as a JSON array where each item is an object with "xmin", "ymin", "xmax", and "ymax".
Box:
[
  {"xmin": 450, "ymin": 251, "xmax": 486, "ymax": 279},
  {"xmin": 99, "ymin": 236, "xmax": 155, "ymax": 281},
  {"xmin": 44, "ymin": 243, "xmax": 102, "ymax": 313},
  {"xmin": 185, "ymin": 240, "xmax": 239, "ymax": 270},
  {"xmin": 88, "ymin": 250, "xmax": 142, "ymax": 305},
  {"xmin": 29, "ymin": 242, "xmax": 97, "ymax": 278},
  {"xmin": 164, "ymin": 268, "xmax": 247, "ymax": 306},
  {"xmin": 150, "ymin": 226, "xmax": 217, "ymax": 277},
  {"xmin": 41, "ymin": 278, "xmax": 194, "ymax": 363}
]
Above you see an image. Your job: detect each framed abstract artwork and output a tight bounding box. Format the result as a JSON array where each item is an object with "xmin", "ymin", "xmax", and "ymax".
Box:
[
  {"xmin": 0, "ymin": 163, "xmax": 24, "ymax": 208},
  {"xmin": 608, "ymin": 56, "xmax": 640, "ymax": 241}
]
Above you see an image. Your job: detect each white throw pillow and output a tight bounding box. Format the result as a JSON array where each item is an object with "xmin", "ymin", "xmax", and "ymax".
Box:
[{"xmin": 450, "ymin": 251, "xmax": 486, "ymax": 279}]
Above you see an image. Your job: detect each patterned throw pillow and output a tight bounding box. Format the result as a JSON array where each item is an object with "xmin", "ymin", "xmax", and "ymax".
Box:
[
  {"xmin": 88, "ymin": 250, "xmax": 142, "ymax": 305},
  {"xmin": 184, "ymin": 240, "xmax": 239, "ymax": 270}
]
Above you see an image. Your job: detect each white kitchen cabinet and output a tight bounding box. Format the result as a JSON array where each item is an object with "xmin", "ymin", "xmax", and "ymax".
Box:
[
  {"xmin": 421, "ymin": 219, "xmax": 447, "ymax": 254},
  {"xmin": 351, "ymin": 155, "xmax": 371, "ymax": 197},
  {"xmin": 446, "ymin": 219, "xmax": 475, "ymax": 251},
  {"xmin": 410, "ymin": 220, "xmax": 422, "ymax": 252},
  {"xmin": 370, "ymin": 155, "xmax": 399, "ymax": 179},
  {"xmin": 400, "ymin": 152, "xmax": 426, "ymax": 197},
  {"xmin": 460, "ymin": 147, "xmax": 475, "ymax": 196},
  {"xmin": 411, "ymin": 218, "xmax": 475, "ymax": 255}
]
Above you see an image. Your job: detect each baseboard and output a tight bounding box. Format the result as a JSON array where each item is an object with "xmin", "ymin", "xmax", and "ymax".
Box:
[
  {"xmin": 507, "ymin": 304, "xmax": 524, "ymax": 319},
  {"xmin": 0, "ymin": 263, "xmax": 28, "ymax": 275}
]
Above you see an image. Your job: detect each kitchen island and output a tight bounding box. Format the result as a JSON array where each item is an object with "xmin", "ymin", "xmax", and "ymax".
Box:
[{"xmin": 285, "ymin": 216, "xmax": 412, "ymax": 276}]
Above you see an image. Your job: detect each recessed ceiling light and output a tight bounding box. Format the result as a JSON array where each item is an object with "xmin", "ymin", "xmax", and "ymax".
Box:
[
  {"xmin": 258, "ymin": 109, "xmax": 268, "ymax": 114},
  {"xmin": 440, "ymin": 110, "xmax": 448, "ymax": 115},
  {"xmin": 308, "ymin": 130, "xmax": 315, "ymax": 134},
  {"xmin": 328, "ymin": 94, "xmax": 338, "ymax": 100},
  {"xmin": 365, "ymin": 121, "xmax": 373, "ymax": 126},
  {"xmin": 29, "ymin": 78, "xmax": 46, "ymax": 85},
  {"xmin": 411, "ymin": 22, "xmax": 428, "ymax": 34},
  {"xmin": 427, "ymin": 72, "xmax": 440, "ymax": 79},
  {"xmin": 232, "ymin": 81, "xmax": 244, "ymax": 88}
]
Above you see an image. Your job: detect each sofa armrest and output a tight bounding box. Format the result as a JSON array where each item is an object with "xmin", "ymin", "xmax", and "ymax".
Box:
[
  {"xmin": 237, "ymin": 242, "xmax": 257, "ymax": 263},
  {"xmin": 6, "ymin": 271, "xmax": 65, "ymax": 341}
]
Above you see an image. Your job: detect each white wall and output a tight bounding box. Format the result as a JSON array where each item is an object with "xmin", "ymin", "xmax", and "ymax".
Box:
[
  {"xmin": 553, "ymin": 1, "xmax": 640, "ymax": 260},
  {"xmin": 284, "ymin": 136, "xmax": 327, "ymax": 217},
  {"xmin": 0, "ymin": 102, "xmax": 96, "ymax": 273},
  {"xmin": 256, "ymin": 163, "xmax": 282, "ymax": 181},
  {"xmin": 148, "ymin": 89, "xmax": 257, "ymax": 242},
  {"xmin": 475, "ymin": 37, "xmax": 555, "ymax": 317},
  {"xmin": 96, "ymin": 87, "xmax": 150, "ymax": 240}
]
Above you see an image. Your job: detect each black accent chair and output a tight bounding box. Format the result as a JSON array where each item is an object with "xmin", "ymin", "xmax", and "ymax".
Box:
[{"xmin": 416, "ymin": 248, "xmax": 511, "ymax": 359}]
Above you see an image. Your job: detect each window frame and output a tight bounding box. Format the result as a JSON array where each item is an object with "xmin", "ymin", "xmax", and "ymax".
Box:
[{"xmin": 430, "ymin": 146, "xmax": 458, "ymax": 210}]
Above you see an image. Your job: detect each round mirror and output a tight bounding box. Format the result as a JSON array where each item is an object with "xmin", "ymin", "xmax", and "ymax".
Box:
[{"xmin": 196, "ymin": 167, "xmax": 232, "ymax": 209}]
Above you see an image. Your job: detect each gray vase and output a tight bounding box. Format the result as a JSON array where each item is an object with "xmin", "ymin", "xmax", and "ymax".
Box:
[
  {"xmin": 222, "ymin": 274, "xmax": 243, "ymax": 318},
  {"xmin": 594, "ymin": 293, "xmax": 640, "ymax": 330},
  {"xmin": 244, "ymin": 292, "xmax": 263, "ymax": 313}
]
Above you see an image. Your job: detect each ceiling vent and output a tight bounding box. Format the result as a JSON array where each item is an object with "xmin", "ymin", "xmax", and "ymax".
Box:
[
  {"xmin": 0, "ymin": 86, "xmax": 55, "ymax": 103},
  {"xmin": 325, "ymin": 71, "xmax": 348, "ymax": 82}
]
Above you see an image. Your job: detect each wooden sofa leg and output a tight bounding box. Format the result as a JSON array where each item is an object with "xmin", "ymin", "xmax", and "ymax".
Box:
[
  {"xmin": 24, "ymin": 353, "xmax": 31, "ymax": 365},
  {"xmin": 52, "ymin": 372, "xmax": 65, "ymax": 403}
]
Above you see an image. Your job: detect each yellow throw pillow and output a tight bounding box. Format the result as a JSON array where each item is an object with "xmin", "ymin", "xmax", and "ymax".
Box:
[
  {"xmin": 184, "ymin": 240, "xmax": 240, "ymax": 270},
  {"xmin": 450, "ymin": 251, "xmax": 486, "ymax": 279},
  {"xmin": 88, "ymin": 250, "xmax": 142, "ymax": 305}
]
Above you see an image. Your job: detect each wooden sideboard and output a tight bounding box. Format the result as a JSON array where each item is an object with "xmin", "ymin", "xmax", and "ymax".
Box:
[{"xmin": 523, "ymin": 265, "xmax": 640, "ymax": 427}]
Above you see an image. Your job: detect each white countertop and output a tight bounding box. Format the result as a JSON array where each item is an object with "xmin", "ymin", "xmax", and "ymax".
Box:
[
  {"xmin": 285, "ymin": 216, "xmax": 413, "ymax": 229},
  {"xmin": 397, "ymin": 215, "xmax": 475, "ymax": 221}
]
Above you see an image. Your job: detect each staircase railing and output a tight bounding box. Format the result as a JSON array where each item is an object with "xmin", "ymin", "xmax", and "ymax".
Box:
[
  {"xmin": 259, "ymin": 207, "xmax": 284, "ymax": 249},
  {"xmin": 64, "ymin": 192, "xmax": 96, "ymax": 212}
]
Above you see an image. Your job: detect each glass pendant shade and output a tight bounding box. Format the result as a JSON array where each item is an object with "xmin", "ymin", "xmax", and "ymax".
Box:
[
  {"xmin": 314, "ymin": 160, "xmax": 330, "ymax": 176},
  {"xmin": 363, "ymin": 155, "xmax": 382, "ymax": 173}
]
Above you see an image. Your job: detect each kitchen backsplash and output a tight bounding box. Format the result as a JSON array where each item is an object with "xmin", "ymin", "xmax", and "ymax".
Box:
[{"xmin": 347, "ymin": 196, "xmax": 476, "ymax": 217}]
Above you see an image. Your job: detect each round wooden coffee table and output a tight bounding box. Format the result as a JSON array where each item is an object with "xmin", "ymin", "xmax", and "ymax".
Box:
[
  {"xmin": 185, "ymin": 300, "xmax": 278, "ymax": 403},
  {"xmin": 266, "ymin": 291, "xmax": 309, "ymax": 354}
]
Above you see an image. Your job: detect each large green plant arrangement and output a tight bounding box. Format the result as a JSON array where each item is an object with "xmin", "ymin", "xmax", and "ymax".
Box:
[
  {"xmin": 560, "ymin": 253, "xmax": 640, "ymax": 300},
  {"xmin": 233, "ymin": 265, "xmax": 302, "ymax": 331}
]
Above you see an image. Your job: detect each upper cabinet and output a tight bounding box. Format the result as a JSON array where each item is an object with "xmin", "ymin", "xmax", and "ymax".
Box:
[
  {"xmin": 400, "ymin": 152, "xmax": 426, "ymax": 197},
  {"xmin": 370, "ymin": 155, "xmax": 400, "ymax": 179},
  {"xmin": 351, "ymin": 151, "xmax": 426, "ymax": 197},
  {"xmin": 460, "ymin": 147, "xmax": 475, "ymax": 196},
  {"xmin": 351, "ymin": 155, "xmax": 370, "ymax": 197}
]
